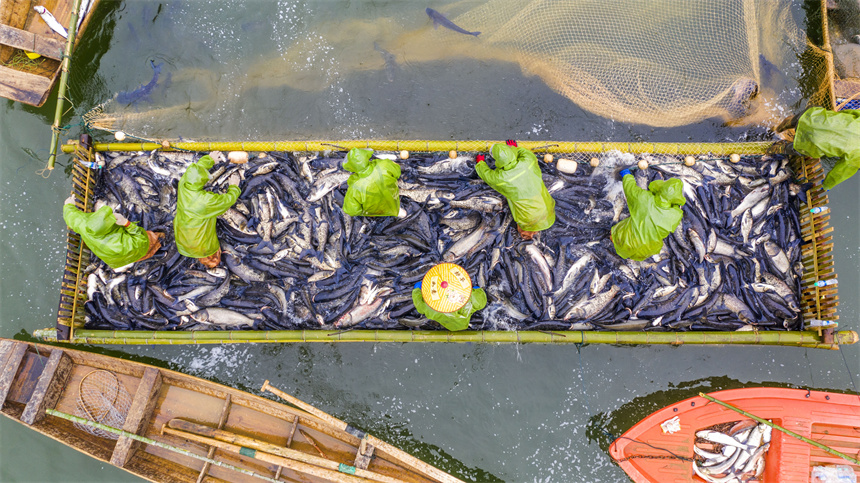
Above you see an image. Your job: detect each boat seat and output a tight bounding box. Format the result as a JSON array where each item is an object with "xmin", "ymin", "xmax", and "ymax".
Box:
[
  {"xmin": 0, "ymin": 24, "xmax": 64, "ymax": 60},
  {"xmin": 110, "ymin": 367, "xmax": 162, "ymax": 467},
  {"xmin": 0, "ymin": 340, "xmax": 30, "ymax": 407},
  {"xmin": 21, "ymin": 348, "xmax": 73, "ymax": 425},
  {"xmin": 772, "ymin": 416, "xmax": 813, "ymax": 483}
]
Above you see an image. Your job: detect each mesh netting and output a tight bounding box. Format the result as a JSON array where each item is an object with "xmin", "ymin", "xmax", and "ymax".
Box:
[
  {"xmin": 74, "ymin": 370, "xmax": 132, "ymax": 440},
  {"xmin": 85, "ymin": 0, "xmax": 814, "ymax": 136}
]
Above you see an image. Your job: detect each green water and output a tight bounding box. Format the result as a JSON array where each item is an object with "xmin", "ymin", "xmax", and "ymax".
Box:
[{"xmin": 1, "ymin": 1, "xmax": 858, "ymax": 481}]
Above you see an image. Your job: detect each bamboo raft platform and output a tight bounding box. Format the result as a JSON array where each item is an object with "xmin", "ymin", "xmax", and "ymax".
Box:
[
  {"xmin": 39, "ymin": 139, "xmax": 857, "ymax": 349},
  {"xmin": 0, "ymin": 0, "xmax": 99, "ymax": 107},
  {"xmin": 0, "ymin": 338, "xmax": 464, "ymax": 483}
]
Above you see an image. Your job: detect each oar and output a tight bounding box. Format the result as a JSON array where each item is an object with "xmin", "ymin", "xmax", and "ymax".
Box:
[
  {"xmin": 164, "ymin": 418, "xmax": 406, "ymax": 483},
  {"xmin": 261, "ymin": 380, "xmax": 466, "ymax": 483},
  {"xmin": 45, "ymin": 409, "xmax": 281, "ymax": 483},
  {"xmin": 698, "ymin": 392, "xmax": 860, "ymax": 466}
]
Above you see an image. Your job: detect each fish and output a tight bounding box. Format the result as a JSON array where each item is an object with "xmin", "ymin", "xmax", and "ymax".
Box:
[
  {"xmin": 116, "ymin": 60, "xmax": 166, "ymax": 105},
  {"xmin": 373, "ymin": 42, "xmax": 397, "ymax": 83},
  {"xmin": 425, "ymin": 8, "xmax": 480, "ymax": 37},
  {"xmin": 191, "ymin": 308, "xmax": 260, "ymax": 327},
  {"xmin": 33, "ymin": 6, "xmax": 67, "ymax": 38}
]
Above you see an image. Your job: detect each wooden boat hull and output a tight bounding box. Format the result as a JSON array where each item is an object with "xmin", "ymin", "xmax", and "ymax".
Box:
[
  {"xmin": 0, "ymin": 0, "xmax": 100, "ymax": 106},
  {"xmin": 609, "ymin": 387, "xmax": 860, "ymax": 483},
  {"xmin": 0, "ymin": 338, "xmax": 462, "ymax": 483}
]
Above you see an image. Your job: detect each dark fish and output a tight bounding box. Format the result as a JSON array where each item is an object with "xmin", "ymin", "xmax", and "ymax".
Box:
[
  {"xmin": 426, "ymin": 8, "xmax": 480, "ymax": 37},
  {"xmin": 373, "ymin": 42, "xmax": 397, "ymax": 83},
  {"xmin": 116, "ymin": 60, "xmax": 169, "ymax": 105}
]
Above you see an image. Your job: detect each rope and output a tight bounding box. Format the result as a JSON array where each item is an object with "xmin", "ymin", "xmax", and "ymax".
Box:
[{"xmin": 574, "ymin": 344, "xmax": 694, "ymax": 464}]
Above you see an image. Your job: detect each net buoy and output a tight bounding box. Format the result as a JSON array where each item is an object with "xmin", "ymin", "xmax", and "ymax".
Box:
[
  {"xmin": 638, "ymin": 159, "xmax": 649, "ymax": 170},
  {"xmin": 556, "ymin": 159, "xmax": 577, "ymax": 174},
  {"xmin": 684, "ymin": 156, "xmax": 695, "ymax": 166},
  {"xmin": 590, "ymin": 157, "xmax": 600, "ymax": 167},
  {"xmin": 449, "ymin": 150, "xmax": 457, "ymax": 159},
  {"xmin": 730, "ymin": 153, "xmax": 741, "ymax": 163},
  {"xmin": 544, "ymin": 153, "xmax": 554, "ymax": 163},
  {"xmin": 114, "ymin": 131, "xmax": 126, "ymax": 141},
  {"xmin": 400, "ymin": 150, "xmax": 409, "ymax": 159}
]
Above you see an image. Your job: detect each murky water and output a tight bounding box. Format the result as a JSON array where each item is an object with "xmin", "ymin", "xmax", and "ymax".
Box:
[{"xmin": 1, "ymin": 1, "xmax": 858, "ymax": 481}]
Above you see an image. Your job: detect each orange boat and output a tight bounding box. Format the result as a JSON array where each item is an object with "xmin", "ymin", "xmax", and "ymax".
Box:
[{"xmin": 609, "ymin": 388, "xmax": 860, "ymax": 483}]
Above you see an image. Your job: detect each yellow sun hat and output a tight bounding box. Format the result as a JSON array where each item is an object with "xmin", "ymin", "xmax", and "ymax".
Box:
[{"xmin": 421, "ymin": 263, "xmax": 472, "ymax": 313}]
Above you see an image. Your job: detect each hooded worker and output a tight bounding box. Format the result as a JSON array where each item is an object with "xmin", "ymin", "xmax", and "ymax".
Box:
[
  {"xmin": 771, "ymin": 107, "xmax": 860, "ymax": 190},
  {"xmin": 63, "ymin": 198, "xmax": 163, "ymax": 269},
  {"xmin": 476, "ymin": 141, "xmax": 556, "ymax": 240},
  {"xmin": 342, "ymin": 148, "xmax": 402, "ymax": 217},
  {"xmin": 174, "ymin": 152, "xmax": 241, "ymax": 268},
  {"xmin": 610, "ymin": 169, "xmax": 686, "ymax": 261},
  {"xmin": 411, "ymin": 263, "xmax": 487, "ymax": 331}
]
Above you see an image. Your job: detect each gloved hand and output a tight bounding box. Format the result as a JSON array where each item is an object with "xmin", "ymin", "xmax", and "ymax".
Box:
[
  {"xmin": 227, "ymin": 172, "xmax": 241, "ymax": 186},
  {"xmin": 506, "ymin": 139, "xmax": 518, "ymax": 147},
  {"xmin": 475, "ymin": 154, "xmax": 485, "ymax": 163},
  {"xmin": 113, "ymin": 212, "xmax": 130, "ymax": 227},
  {"xmin": 210, "ymin": 151, "xmax": 226, "ymax": 164},
  {"xmin": 616, "ymin": 167, "xmax": 633, "ymax": 181},
  {"xmin": 414, "ymin": 281, "xmax": 422, "ymax": 289},
  {"xmin": 64, "ymin": 195, "xmax": 76, "ymax": 205}
]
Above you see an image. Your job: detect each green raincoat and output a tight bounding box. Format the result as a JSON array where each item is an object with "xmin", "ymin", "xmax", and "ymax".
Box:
[
  {"xmin": 611, "ymin": 175, "xmax": 686, "ymax": 261},
  {"xmin": 342, "ymin": 148, "xmax": 401, "ymax": 217},
  {"xmin": 412, "ymin": 288, "xmax": 487, "ymax": 331},
  {"xmin": 63, "ymin": 204, "xmax": 150, "ymax": 269},
  {"xmin": 174, "ymin": 155, "xmax": 241, "ymax": 258},
  {"xmin": 793, "ymin": 107, "xmax": 860, "ymax": 190},
  {"xmin": 476, "ymin": 144, "xmax": 556, "ymax": 232}
]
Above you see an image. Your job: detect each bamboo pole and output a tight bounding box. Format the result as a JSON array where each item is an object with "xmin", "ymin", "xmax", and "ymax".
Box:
[
  {"xmin": 31, "ymin": 328, "xmax": 860, "ymax": 349},
  {"xmin": 161, "ymin": 424, "xmax": 389, "ymax": 483},
  {"xmin": 261, "ymin": 382, "xmax": 465, "ymax": 483},
  {"xmin": 47, "ymin": 0, "xmax": 85, "ymax": 170},
  {"xmin": 697, "ymin": 393, "xmax": 860, "ymax": 466},
  {"xmin": 45, "ymin": 409, "xmax": 282, "ymax": 483},
  {"xmin": 60, "ymin": 140, "xmax": 773, "ymax": 156},
  {"xmin": 166, "ymin": 419, "xmax": 407, "ymax": 483}
]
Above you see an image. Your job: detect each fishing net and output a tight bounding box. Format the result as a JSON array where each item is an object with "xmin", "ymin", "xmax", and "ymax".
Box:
[
  {"xmin": 826, "ymin": 0, "xmax": 860, "ymax": 110},
  {"xmin": 74, "ymin": 370, "xmax": 132, "ymax": 440},
  {"xmin": 84, "ymin": 0, "xmax": 818, "ymax": 136}
]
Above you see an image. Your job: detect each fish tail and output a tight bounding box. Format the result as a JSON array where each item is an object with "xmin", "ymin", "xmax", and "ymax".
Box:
[{"xmin": 472, "ymin": 31, "xmax": 480, "ymax": 36}]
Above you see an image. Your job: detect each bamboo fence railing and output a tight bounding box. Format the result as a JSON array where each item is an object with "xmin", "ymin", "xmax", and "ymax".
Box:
[{"xmin": 46, "ymin": 141, "xmax": 856, "ymax": 349}]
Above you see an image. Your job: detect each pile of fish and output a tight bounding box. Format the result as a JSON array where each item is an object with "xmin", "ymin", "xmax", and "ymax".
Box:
[
  {"xmin": 80, "ymin": 148, "xmax": 806, "ymax": 332},
  {"xmin": 693, "ymin": 420, "xmax": 772, "ymax": 483}
]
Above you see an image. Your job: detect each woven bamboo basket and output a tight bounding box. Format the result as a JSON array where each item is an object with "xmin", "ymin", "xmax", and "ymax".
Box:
[{"xmin": 44, "ymin": 140, "xmax": 856, "ymax": 349}]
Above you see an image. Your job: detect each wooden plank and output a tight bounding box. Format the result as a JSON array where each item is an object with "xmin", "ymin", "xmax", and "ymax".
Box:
[
  {"xmin": 0, "ymin": 63, "xmax": 53, "ymax": 106},
  {"xmin": 354, "ymin": 437, "xmax": 375, "ymax": 470},
  {"xmin": 7, "ymin": 351, "xmax": 51, "ymax": 404},
  {"xmin": 21, "ymin": 349, "xmax": 72, "ymax": 425},
  {"xmin": 0, "ymin": 341, "xmax": 29, "ymax": 407},
  {"xmin": 0, "ymin": 24, "xmax": 63, "ymax": 59},
  {"xmin": 196, "ymin": 393, "xmax": 232, "ymax": 483},
  {"xmin": 110, "ymin": 367, "xmax": 162, "ymax": 467}
]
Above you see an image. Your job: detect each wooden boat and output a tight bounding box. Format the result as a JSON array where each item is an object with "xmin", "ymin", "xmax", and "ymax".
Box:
[
  {"xmin": 0, "ymin": 0, "xmax": 100, "ymax": 106},
  {"xmin": 609, "ymin": 387, "xmax": 860, "ymax": 483},
  {"xmin": 0, "ymin": 338, "xmax": 464, "ymax": 483}
]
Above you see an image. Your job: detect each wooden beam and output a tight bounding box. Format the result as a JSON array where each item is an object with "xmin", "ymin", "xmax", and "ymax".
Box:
[
  {"xmin": 196, "ymin": 393, "xmax": 232, "ymax": 483},
  {"xmin": 0, "ymin": 341, "xmax": 29, "ymax": 407},
  {"xmin": 21, "ymin": 349, "xmax": 73, "ymax": 425},
  {"xmin": 110, "ymin": 367, "xmax": 162, "ymax": 467},
  {"xmin": 354, "ymin": 437, "xmax": 375, "ymax": 470},
  {"xmin": 0, "ymin": 64, "xmax": 53, "ymax": 106},
  {"xmin": 0, "ymin": 24, "xmax": 64, "ymax": 60}
]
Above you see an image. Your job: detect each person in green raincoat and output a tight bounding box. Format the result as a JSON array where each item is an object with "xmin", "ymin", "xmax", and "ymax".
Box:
[
  {"xmin": 411, "ymin": 281, "xmax": 487, "ymax": 331},
  {"xmin": 476, "ymin": 140, "xmax": 555, "ymax": 240},
  {"xmin": 610, "ymin": 169, "xmax": 686, "ymax": 261},
  {"xmin": 63, "ymin": 197, "xmax": 163, "ymax": 269},
  {"xmin": 771, "ymin": 106, "xmax": 860, "ymax": 190},
  {"xmin": 342, "ymin": 148, "xmax": 402, "ymax": 217},
  {"xmin": 175, "ymin": 152, "xmax": 241, "ymax": 268}
]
